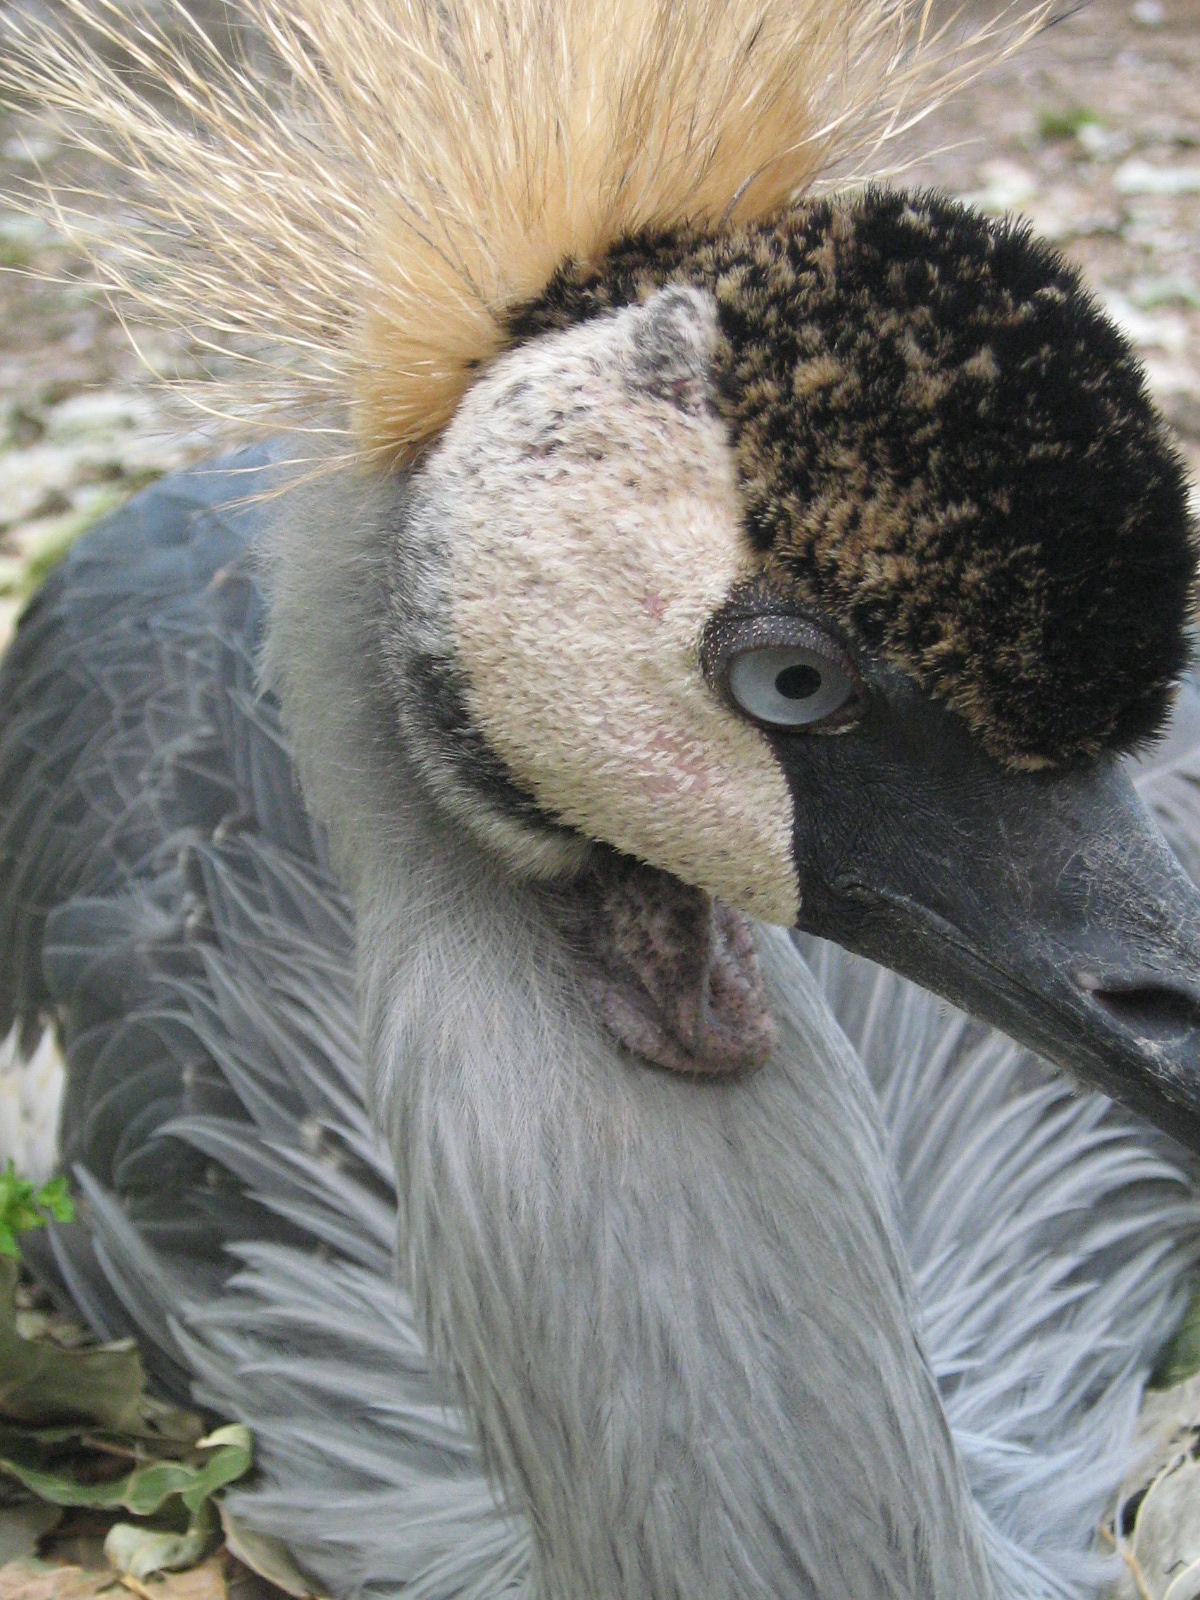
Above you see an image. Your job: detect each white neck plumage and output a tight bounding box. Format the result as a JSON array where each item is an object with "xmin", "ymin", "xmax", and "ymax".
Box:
[{"xmin": 262, "ymin": 463, "xmax": 999, "ymax": 1600}]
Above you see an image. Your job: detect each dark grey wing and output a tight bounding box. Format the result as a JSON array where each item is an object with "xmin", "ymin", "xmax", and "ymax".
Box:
[
  {"xmin": 0, "ymin": 453, "xmax": 346, "ymax": 1325},
  {"xmin": 0, "ymin": 452, "xmax": 529, "ymax": 1597},
  {"xmin": 0, "ymin": 446, "xmax": 318, "ymax": 1034},
  {"xmin": 0, "ymin": 445, "xmax": 387, "ymax": 1275}
]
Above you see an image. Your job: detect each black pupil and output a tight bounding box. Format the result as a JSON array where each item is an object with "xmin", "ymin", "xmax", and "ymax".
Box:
[{"xmin": 775, "ymin": 662, "xmax": 823, "ymax": 701}]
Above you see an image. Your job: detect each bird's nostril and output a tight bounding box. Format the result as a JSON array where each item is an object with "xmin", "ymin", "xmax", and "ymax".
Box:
[{"xmin": 1084, "ymin": 979, "xmax": 1200, "ymax": 1041}]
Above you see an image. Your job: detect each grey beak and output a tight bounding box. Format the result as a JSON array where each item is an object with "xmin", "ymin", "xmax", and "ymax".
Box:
[{"xmin": 781, "ymin": 680, "xmax": 1200, "ymax": 1152}]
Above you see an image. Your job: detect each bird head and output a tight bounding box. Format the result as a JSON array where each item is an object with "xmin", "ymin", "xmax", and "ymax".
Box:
[
  {"xmin": 387, "ymin": 189, "xmax": 1200, "ymax": 1142},
  {"xmin": 12, "ymin": 2, "xmax": 1200, "ymax": 1142}
]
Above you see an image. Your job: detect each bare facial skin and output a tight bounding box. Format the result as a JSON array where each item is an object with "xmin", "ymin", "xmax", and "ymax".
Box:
[{"xmin": 413, "ymin": 287, "xmax": 800, "ymax": 925}]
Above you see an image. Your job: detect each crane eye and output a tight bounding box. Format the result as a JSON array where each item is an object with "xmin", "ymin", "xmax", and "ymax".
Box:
[{"xmin": 727, "ymin": 645, "xmax": 857, "ymax": 729}]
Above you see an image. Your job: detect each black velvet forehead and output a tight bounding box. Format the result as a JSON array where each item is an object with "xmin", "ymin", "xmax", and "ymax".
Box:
[{"xmin": 510, "ymin": 190, "xmax": 1197, "ymax": 769}]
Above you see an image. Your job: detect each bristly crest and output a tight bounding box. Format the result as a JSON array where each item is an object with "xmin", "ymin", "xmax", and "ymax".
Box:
[{"xmin": 2, "ymin": 0, "xmax": 1050, "ymax": 465}]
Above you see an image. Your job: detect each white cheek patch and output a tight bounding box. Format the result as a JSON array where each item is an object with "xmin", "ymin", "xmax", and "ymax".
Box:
[{"xmin": 426, "ymin": 287, "xmax": 800, "ymax": 925}]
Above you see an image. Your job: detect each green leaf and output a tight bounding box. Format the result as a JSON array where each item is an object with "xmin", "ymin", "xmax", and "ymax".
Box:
[
  {"xmin": 0, "ymin": 1257, "xmax": 204, "ymax": 1448},
  {"xmin": 1153, "ymin": 1282, "xmax": 1200, "ymax": 1388},
  {"xmin": 0, "ymin": 1427, "xmax": 250, "ymax": 1516},
  {"xmin": 0, "ymin": 1256, "xmax": 147, "ymax": 1432},
  {"xmin": 179, "ymin": 1427, "xmax": 253, "ymax": 1515},
  {"xmin": 105, "ymin": 1501, "xmax": 218, "ymax": 1578},
  {"xmin": 0, "ymin": 1255, "xmax": 251, "ymax": 1577},
  {"xmin": 36, "ymin": 1178, "xmax": 74, "ymax": 1225},
  {"xmin": 0, "ymin": 1164, "xmax": 76, "ymax": 1262}
]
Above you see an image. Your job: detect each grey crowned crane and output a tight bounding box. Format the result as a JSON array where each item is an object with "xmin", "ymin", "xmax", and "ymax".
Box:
[{"xmin": 4, "ymin": 1, "xmax": 1200, "ymax": 1596}]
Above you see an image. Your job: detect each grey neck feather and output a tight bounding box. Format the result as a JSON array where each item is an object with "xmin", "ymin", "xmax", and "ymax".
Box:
[{"xmin": 261, "ymin": 462, "xmax": 999, "ymax": 1600}]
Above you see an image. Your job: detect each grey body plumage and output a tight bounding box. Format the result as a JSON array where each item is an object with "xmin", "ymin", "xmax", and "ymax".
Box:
[{"xmin": 2, "ymin": 448, "xmax": 1199, "ymax": 1599}]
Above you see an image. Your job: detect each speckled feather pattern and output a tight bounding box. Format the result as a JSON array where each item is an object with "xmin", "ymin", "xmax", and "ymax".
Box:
[{"xmin": 512, "ymin": 191, "xmax": 1198, "ymax": 769}]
